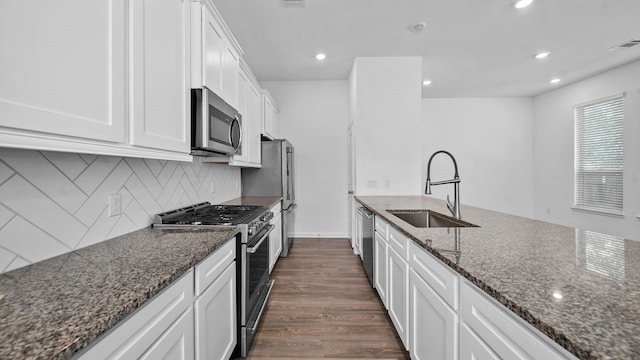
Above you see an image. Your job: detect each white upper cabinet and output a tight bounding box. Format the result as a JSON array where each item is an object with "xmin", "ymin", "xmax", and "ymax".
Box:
[
  {"xmin": 246, "ymin": 76, "xmax": 262, "ymax": 165},
  {"xmin": 129, "ymin": 0, "xmax": 190, "ymax": 154},
  {"xmin": 261, "ymin": 91, "xmax": 278, "ymax": 140},
  {"xmin": 191, "ymin": 1, "xmax": 241, "ymax": 109},
  {"xmin": 0, "ymin": 0, "xmax": 126, "ymax": 143},
  {"xmin": 0, "ymin": 0, "xmax": 192, "ymax": 161}
]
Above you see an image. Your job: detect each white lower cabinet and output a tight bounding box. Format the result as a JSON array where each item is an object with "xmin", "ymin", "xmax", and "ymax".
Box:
[
  {"xmin": 365, "ymin": 213, "xmax": 578, "ymax": 360},
  {"xmin": 140, "ymin": 308, "xmax": 195, "ymax": 360},
  {"xmin": 194, "ymin": 262, "xmax": 237, "ymax": 360},
  {"xmin": 460, "ymin": 323, "xmax": 500, "ymax": 360},
  {"xmin": 75, "ymin": 237, "xmax": 238, "ymax": 360},
  {"xmin": 374, "ymin": 231, "xmax": 388, "ymax": 309},
  {"xmin": 409, "ymin": 268, "xmax": 458, "ymax": 360},
  {"xmin": 460, "ymin": 280, "xmax": 573, "ymax": 360},
  {"xmin": 75, "ymin": 270, "xmax": 195, "ymax": 360},
  {"xmin": 388, "ymin": 246, "xmax": 409, "ymax": 349},
  {"xmin": 269, "ymin": 202, "xmax": 283, "ymax": 273}
]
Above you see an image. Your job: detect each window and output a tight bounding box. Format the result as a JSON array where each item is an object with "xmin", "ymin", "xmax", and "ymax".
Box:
[{"xmin": 574, "ymin": 94, "xmax": 624, "ymax": 215}]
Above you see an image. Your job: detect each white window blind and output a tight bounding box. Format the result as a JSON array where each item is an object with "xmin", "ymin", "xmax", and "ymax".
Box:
[{"xmin": 574, "ymin": 94, "xmax": 624, "ymax": 214}]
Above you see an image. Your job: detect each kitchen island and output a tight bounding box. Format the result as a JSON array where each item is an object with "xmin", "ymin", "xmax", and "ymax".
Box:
[
  {"xmin": 356, "ymin": 195, "xmax": 640, "ymax": 360},
  {"xmin": 0, "ymin": 226, "xmax": 239, "ymax": 359}
]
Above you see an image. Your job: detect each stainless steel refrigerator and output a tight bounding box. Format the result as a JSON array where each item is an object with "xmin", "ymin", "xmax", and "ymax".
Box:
[{"xmin": 241, "ymin": 139, "xmax": 295, "ymax": 256}]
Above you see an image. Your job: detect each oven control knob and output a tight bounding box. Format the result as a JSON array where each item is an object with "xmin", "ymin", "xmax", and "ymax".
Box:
[{"xmin": 248, "ymin": 226, "xmax": 255, "ymax": 236}]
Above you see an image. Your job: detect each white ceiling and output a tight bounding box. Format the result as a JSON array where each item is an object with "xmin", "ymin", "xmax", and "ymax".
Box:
[{"xmin": 213, "ymin": 0, "xmax": 640, "ymax": 97}]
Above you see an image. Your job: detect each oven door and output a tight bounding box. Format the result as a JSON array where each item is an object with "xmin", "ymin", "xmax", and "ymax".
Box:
[
  {"xmin": 244, "ymin": 224, "xmax": 274, "ymax": 320},
  {"xmin": 242, "ymin": 224, "xmax": 275, "ymax": 356}
]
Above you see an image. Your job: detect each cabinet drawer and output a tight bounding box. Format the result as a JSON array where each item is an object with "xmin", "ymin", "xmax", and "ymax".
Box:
[
  {"xmin": 375, "ymin": 216, "xmax": 388, "ymax": 239},
  {"xmin": 460, "ymin": 280, "xmax": 573, "ymax": 360},
  {"xmin": 76, "ymin": 269, "xmax": 194, "ymax": 360},
  {"xmin": 409, "ymin": 241, "xmax": 459, "ymax": 310},
  {"xmin": 270, "ymin": 201, "xmax": 282, "ymax": 215},
  {"xmin": 195, "ymin": 237, "xmax": 236, "ymax": 296},
  {"xmin": 388, "ymin": 225, "xmax": 410, "ymax": 261}
]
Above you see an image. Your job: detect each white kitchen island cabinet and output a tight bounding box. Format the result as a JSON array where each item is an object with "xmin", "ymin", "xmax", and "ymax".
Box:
[
  {"xmin": 388, "ymin": 245, "xmax": 409, "ymax": 350},
  {"xmin": 0, "ymin": 0, "xmax": 192, "ymax": 161},
  {"xmin": 408, "ymin": 239, "xmax": 459, "ymax": 360}
]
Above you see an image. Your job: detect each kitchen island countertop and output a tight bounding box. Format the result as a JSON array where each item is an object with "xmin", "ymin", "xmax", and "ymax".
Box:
[
  {"xmin": 0, "ymin": 226, "xmax": 239, "ymax": 360},
  {"xmin": 356, "ymin": 195, "xmax": 640, "ymax": 360}
]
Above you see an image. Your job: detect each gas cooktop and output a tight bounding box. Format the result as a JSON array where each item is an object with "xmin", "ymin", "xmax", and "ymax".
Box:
[{"xmin": 153, "ymin": 202, "xmax": 266, "ymax": 226}]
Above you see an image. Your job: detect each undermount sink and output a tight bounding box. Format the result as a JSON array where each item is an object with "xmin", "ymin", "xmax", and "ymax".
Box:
[{"xmin": 388, "ymin": 210, "xmax": 479, "ymax": 228}]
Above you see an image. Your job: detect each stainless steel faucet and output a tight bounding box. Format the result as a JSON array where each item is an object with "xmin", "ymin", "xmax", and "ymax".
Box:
[{"xmin": 425, "ymin": 150, "xmax": 461, "ymax": 219}]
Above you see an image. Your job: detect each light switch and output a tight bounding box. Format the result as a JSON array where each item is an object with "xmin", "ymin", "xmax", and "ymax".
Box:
[{"xmin": 109, "ymin": 193, "xmax": 122, "ymax": 217}]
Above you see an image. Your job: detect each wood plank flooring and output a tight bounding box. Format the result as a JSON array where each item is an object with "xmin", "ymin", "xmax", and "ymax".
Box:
[{"xmin": 246, "ymin": 238, "xmax": 410, "ymax": 360}]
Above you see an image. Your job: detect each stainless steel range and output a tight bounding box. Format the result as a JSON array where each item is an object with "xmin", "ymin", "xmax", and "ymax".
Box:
[{"xmin": 153, "ymin": 202, "xmax": 274, "ymax": 357}]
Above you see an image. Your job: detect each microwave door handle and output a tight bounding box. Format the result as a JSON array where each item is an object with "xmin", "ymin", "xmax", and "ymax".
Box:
[{"xmin": 247, "ymin": 225, "xmax": 275, "ymax": 254}]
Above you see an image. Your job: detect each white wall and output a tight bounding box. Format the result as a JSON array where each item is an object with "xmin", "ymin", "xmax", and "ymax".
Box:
[
  {"xmin": 422, "ymin": 98, "xmax": 534, "ymax": 218},
  {"xmin": 261, "ymin": 81, "xmax": 349, "ymax": 238},
  {"xmin": 0, "ymin": 148, "xmax": 241, "ymax": 273},
  {"xmin": 533, "ymin": 60, "xmax": 640, "ymax": 240},
  {"xmin": 350, "ymin": 57, "xmax": 423, "ymax": 195}
]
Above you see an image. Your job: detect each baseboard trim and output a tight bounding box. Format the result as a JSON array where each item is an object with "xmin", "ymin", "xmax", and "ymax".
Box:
[{"xmin": 294, "ymin": 232, "xmax": 348, "ymax": 239}]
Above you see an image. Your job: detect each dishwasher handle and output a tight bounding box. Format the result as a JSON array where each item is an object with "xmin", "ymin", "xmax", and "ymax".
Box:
[{"xmin": 356, "ymin": 206, "xmax": 374, "ymax": 219}]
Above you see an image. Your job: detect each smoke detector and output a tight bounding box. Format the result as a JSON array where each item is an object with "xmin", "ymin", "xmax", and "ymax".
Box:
[
  {"xmin": 281, "ymin": 0, "xmax": 305, "ymax": 7},
  {"xmin": 409, "ymin": 21, "xmax": 427, "ymax": 33}
]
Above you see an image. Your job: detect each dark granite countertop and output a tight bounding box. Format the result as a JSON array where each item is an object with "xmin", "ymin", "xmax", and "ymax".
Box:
[
  {"xmin": 356, "ymin": 195, "xmax": 640, "ymax": 360},
  {"xmin": 0, "ymin": 226, "xmax": 239, "ymax": 360},
  {"xmin": 222, "ymin": 196, "xmax": 282, "ymax": 209}
]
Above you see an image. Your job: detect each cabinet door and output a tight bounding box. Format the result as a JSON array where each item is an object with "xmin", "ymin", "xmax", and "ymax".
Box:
[
  {"xmin": 460, "ymin": 323, "xmax": 500, "ymax": 360},
  {"xmin": 270, "ymin": 212, "xmax": 283, "ymax": 273},
  {"xmin": 388, "ymin": 246, "xmax": 409, "ymax": 349},
  {"xmin": 374, "ymin": 232, "xmax": 388, "ymax": 309},
  {"xmin": 77, "ymin": 270, "xmax": 194, "ymax": 360},
  {"xmin": 222, "ymin": 45, "xmax": 239, "ymax": 108},
  {"xmin": 262, "ymin": 95, "xmax": 277, "ymax": 139},
  {"xmin": 0, "ymin": 0, "xmax": 125, "ymax": 143},
  {"xmin": 129, "ymin": 0, "xmax": 190, "ymax": 153},
  {"xmin": 233, "ymin": 68, "xmax": 249, "ymax": 163},
  {"xmin": 247, "ymin": 81, "xmax": 262, "ymax": 165},
  {"xmin": 460, "ymin": 281, "xmax": 570, "ymax": 360},
  {"xmin": 202, "ymin": 8, "xmax": 225, "ymax": 96},
  {"xmin": 194, "ymin": 262, "xmax": 237, "ymax": 360},
  {"xmin": 409, "ymin": 269, "xmax": 458, "ymax": 360},
  {"xmin": 140, "ymin": 308, "xmax": 195, "ymax": 360}
]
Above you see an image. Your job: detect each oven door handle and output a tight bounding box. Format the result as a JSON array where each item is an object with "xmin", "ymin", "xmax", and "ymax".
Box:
[{"xmin": 247, "ymin": 224, "xmax": 275, "ymax": 254}]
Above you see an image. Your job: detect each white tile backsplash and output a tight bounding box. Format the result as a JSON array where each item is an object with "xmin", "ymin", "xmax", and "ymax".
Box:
[{"xmin": 0, "ymin": 148, "xmax": 241, "ymax": 274}]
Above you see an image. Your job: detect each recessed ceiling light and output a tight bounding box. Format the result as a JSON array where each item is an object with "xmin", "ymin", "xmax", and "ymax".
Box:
[
  {"xmin": 550, "ymin": 78, "xmax": 561, "ymax": 84},
  {"xmin": 315, "ymin": 53, "xmax": 326, "ymax": 61},
  {"xmin": 535, "ymin": 51, "xmax": 550, "ymax": 59},
  {"xmin": 513, "ymin": 0, "xmax": 534, "ymax": 9},
  {"xmin": 422, "ymin": 80, "xmax": 432, "ymax": 86},
  {"xmin": 409, "ymin": 21, "xmax": 427, "ymax": 33}
]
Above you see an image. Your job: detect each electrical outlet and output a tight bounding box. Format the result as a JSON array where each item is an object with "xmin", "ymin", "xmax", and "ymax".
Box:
[
  {"xmin": 210, "ymin": 181, "xmax": 215, "ymax": 193},
  {"xmin": 384, "ymin": 179, "xmax": 390, "ymax": 188},
  {"xmin": 366, "ymin": 180, "xmax": 378, "ymax": 188},
  {"xmin": 546, "ymin": 208, "xmax": 551, "ymax": 215},
  {"xmin": 109, "ymin": 193, "xmax": 122, "ymax": 217}
]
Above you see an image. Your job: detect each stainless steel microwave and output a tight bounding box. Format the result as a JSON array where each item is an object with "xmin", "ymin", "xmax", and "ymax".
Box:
[{"xmin": 191, "ymin": 88, "xmax": 242, "ymax": 157}]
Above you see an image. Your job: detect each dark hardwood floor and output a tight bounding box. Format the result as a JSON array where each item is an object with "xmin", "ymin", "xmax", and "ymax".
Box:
[{"xmin": 246, "ymin": 238, "xmax": 410, "ymax": 360}]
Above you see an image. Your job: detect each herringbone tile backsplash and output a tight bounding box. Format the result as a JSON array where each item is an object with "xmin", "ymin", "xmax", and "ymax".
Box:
[{"xmin": 0, "ymin": 148, "xmax": 241, "ymax": 274}]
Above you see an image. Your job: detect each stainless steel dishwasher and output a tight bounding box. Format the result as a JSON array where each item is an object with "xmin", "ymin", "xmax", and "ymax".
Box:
[{"xmin": 356, "ymin": 206, "xmax": 375, "ymax": 287}]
